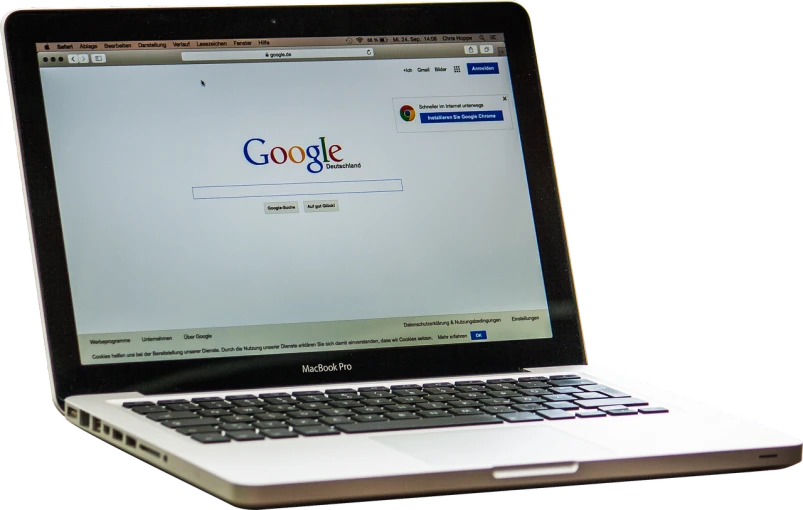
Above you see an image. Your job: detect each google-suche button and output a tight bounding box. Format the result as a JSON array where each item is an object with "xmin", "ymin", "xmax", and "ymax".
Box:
[{"xmin": 466, "ymin": 62, "xmax": 499, "ymax": 75}]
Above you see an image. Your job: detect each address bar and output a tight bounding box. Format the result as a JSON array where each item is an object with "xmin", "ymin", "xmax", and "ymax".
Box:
[{"xmin": 181, "ymin": 47, "xmax": 374, "ymax": 62}]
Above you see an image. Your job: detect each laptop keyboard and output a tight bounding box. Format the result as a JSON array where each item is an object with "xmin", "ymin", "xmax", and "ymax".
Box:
[{"xmin": 122, "ymin": 375, "xmax": 667, "ymax": 444}]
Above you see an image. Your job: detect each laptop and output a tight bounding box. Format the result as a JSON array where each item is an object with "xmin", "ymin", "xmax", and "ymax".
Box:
[{"xmin": 3, "ymin": 3, "xmax": 800, "ymax": 508}]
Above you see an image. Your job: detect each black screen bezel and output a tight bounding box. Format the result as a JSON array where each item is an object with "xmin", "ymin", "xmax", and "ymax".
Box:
[{"xmin": 4, "ymin": 2, "xmax": 585, "ymax": 408}]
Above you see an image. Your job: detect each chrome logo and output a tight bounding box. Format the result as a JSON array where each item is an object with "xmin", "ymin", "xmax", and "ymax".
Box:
[{"xmin": 399, "ymin": 104, "xmax": 416, "ymax": 122}]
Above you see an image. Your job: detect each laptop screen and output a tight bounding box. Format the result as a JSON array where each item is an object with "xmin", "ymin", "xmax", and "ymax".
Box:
[{"xmin": 35, "ymin": 34, "xmax": 552, "ymax": 366}]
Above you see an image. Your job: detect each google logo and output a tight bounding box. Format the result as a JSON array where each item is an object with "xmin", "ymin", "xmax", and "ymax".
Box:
[
  {"xmin": 243, "ymin": 136, "xmax": 342, "ymax": 174},
  {"xmin": 399, "ymin": 104, "xmax": 416, "ymax": 122}
]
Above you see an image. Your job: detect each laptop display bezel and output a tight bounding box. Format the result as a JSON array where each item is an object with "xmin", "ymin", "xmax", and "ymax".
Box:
[{"xmin": 4, "ymin": 3, "xmax": 586, "ymax": 407}]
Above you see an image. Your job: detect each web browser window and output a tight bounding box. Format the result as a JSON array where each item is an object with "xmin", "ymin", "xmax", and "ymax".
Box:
[{"xmin": 36, "ymin": 34, "xmax": 553, "ymax": 365}]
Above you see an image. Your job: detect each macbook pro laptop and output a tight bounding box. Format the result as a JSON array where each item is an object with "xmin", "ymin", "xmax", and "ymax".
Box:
[{"xmin": 3, "ymin": 3, "xmax": 800, "ymax": 508}]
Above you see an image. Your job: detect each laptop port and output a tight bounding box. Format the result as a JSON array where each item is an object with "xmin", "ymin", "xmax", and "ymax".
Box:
[
  {"xmin": 112, "ymin": 429, "xmax": 123, "ymax": 442},
  {"xmin": 139, "ymin": 444, "xmax": 160, "ymax": 458},
  {"xmin": 79, "ymin": 410, "xmax": 90, "ymax": 428},
  {"xmin": 125, "ymin": 436, "xmax": 137, "ymax": 448},
  {"xmin": 66, "ymin": 407, "xmax": 78, "ymax": 418},
  {"xmin": 103, "ymin": 425, "xmax": 110, "ymax": 435},
  {"xmin": 91, "ymin": 416, "xmax": 102, "ymax": 433}
]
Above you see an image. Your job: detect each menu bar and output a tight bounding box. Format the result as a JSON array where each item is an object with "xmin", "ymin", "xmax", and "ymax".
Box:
[{"xmin": 35, "ymin": 34, "xmax": 505, "ymax": 53}]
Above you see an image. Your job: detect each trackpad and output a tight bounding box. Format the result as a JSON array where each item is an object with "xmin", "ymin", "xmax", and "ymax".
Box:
[{"xmin": 372, "ymin": 426, "xmax": 613, "ymax": 468}]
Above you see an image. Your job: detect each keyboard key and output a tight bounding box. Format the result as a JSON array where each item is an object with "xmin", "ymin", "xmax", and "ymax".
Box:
[
  {"xmin": 232, "ymin": 407, "xmax": 263, "ymax": 415},
  {"xmin": 487, "ymin": 378, "xmax": 518, "ymax": 384},
  {"xmin": 499, "ymin": 412, "xmax": 544, "ymax": 423},
  {"xmin": 577, "ymin": 398, "xmax": 648, "ymax": 409},
  {"xmin": 479, "ymin": 398, "xmax": 513, "ymax": 406},
  {"xmin": 361, "ymin": 391, "xmax": 393, "ymax": 399},
  {"xmin": 454, "ymin": 385, "xmax": 486, "ymax": 393},
  {"xmin": 549, "ymin": 374, "xmax": 579, "ymax": 380},
  {"xmin": 486, "ymin": 383, "xmax": 518, "ymax": 391},
  {"xmin": 292, "ymin": 391, "xmax": 324, "ymax": 396},
  {"xmin": 453, "ymin": 380, "xmax": 485, "ymax": 386},
  {"xmin": 254, "ymin": 421, "xmax": 287, "ymax": 429},
  {"xmin": 220, "ymin": 415, "xmax": 256, "ymax": 423},
  {"xmin": 362, "ymin": 398, "xmax": 394, "ymax": 406},
  {"xmin": 449, "ymin": 400, "xmax": 481, "ymax": 408},
  {"xmin": 536, "ymin": 409, "xmax": 575, "ymax": 420},
  {"xmin": 264, "ymin": 396, "xmax": 296, "ymax": 405},
  {"xmin": 353, "ymin": 406, "xmax": 385, "ymax": 414},
  {"xmin": 512, "ymin": 403, "xmax": 547, "ymax": 412},
  {"xmin": 578, "ymin": 385, "xmax": 630, "ymax": 398},
  {"xmin": 549, "ymin": 378, "xmax": 595, "ymax": 387},
  {"xmin": 175, "ymin": 425, "xmax": 219, "ymax": 435},
  {"xmin": 423, "ymin": 394, "xmax": 457, "ymax": 402},
  {"xmin": 482, "ymin": 406, "xmax": 516, "ymax": 414},
  {"xmin": 265, "ymin": 404, "xmax": 297, "ymax": 412},
  {"xmin": 297, "ymin": 402, "xmax": 330, "ymax": 410},
  {"xmin": 320, "ymin": 416, "xmax": 354, "ymax": 425},
  {"xmin": 516, "ymin": 381, "xmax": 549, "ymax": 389},
  {"xmin": 325, "ymin": 388, "xmax": 356, "ymax": 394},
  {"xmin": 518, "ymin": 376, "xmax": 548, "ymax": 382},
  {"xmin": 166, "ymin": 403, "xmax": 200, "ymax": 412},
  {"xmin": 422, "ymin": 382, "xmax": 453, "ymax": 388},
  {"xmin": 199, "ymin": 409, "xmax": 233, "ymax": 417},
  {"xmin": 424, "ymin": 387, "xmax": 457, "ymax": 395},
  {"xmin": 486, "ymin": 391, "xmax": 520, "ymax": 398},
  {"xmin": 392, "ymin": 389, "xmax": 426, "ymax": 397},
  {"xmin": 320, "ymin": 408, "xmax": 355, "ymax": 417},
  {"xmin": 418, "ymin": 410, "xmax": 452, "ymax": 418},
  {"xmin": 329, "ymin": 400, "xmax": 363, "ymax": 408},
  {"xmin": 550, "ymin": 386, "xmax": 581, "ymax": 394},
  {"xmin": 221, "ymin": 422, "xmax": 257, "ymax": 431},
  {"xmin": 297, "ymin": 394, "xmax": 332, "ymax": 403},
  {"xmin": 230, "ymin": 399, "xmax": 264, "ymax": 407},
  {"xmin": 261, "ymin": 429, "xmax": 299, "ymax": 439},
  {"xmin": 576, "ymin": 410, "xmax": 606, "ymax": 418},
  {"xmin": 122, "ymin": 401, "xmax": 154, "ymax": 408},
  {"xmin": 294, "ymin": 425, "xmax": 340, "ymax": 437},
  {"xmin": 156, "ymin": 399, "xmax": 189, "ymax": 405},
  {"xmin": 606, "ymin": 408, "xmax": 638, "ymax": 416},
  {"xmin": 163, "ymin": 417, "xmax": 220, "ymax": 428},
  {"xmin": 191, "ymin": 432, "xmax": 229, "ymax": 443},
  {"xmin": 225, "ymin": 394, "xmax": 256, "ymax": 401},
  {"xmin": 385, "ymin": 404, "xmax": 418, "ymax": 413},
  {"xmin": 517, "ymin": 388, "xmax": 552, "ymax": 396},
  {"xmin": 390, "ymin": 384, "xmax": 421, "ymax": 390},
  {"xmin": 511, "ymin": 396, "xmax": 546, "ymax": 404},
  {"xmin": 287, "ymin": 410, "xmax": 321, "ymax": 419},
  {"xmin": 287, "ymin": 418, "xmax": 319, "ymax": 427},
  {"xmin": 191, "ymin": 396, "xmax": 222, "ymax": 403},
  {"xmin": 638, "ymin": 407, "xmax": 669, "ymax": 414},
  {"xmin": 352, "ymin": 414, "xmax": 388, "ymax": 422},
  {"xmin": 573, "ymin": 392, "xmax": 608, "ymax": 399},
  {"xmin": 226, "ymin": 430, "xmax": 264, "ymax": 441},
  {"xmin": 545, "ymin": 402, "xmax": 579, "ymax": 410},
  {"xmin": 544, "ymin": 394, "xmax": 575, "ymax": 402},
  {"xmin": 598, "ymin": 405, "xmax": 627, "ymax": 411},
  {"xmin": 328, "ymin": 393, "xmax": 363, "ymax": 401},
  {"xmin": 253, "ymin": 412, "xmax": 287, "ymax": 421},
  {"xmin": 357, "ymin": 386, "xmax": 389, "ymax": 392},
  {"xmin": 147, "ymin": 411, "xmax": 197, "ymax": 421},
  {"xmin": 131, "ymin": 405, "xmax": 167, "ymax": 414},
  {"xmin": 418, "ymin": 402, "xmax": 450, "ymax": 410},
  {"xmin": 386, "ymin": 412, "xmax": 420, "ymax": 420},
  {"xmin": 456, "ymin": 392, "xmax": 486, "ymax": 400},
  {"xmin": 336, "ymin": 414, "xmax": 502, "ymax": 433},
  {"xmin": 393, "ymin": 396, "xmax": 426, "ymax": 404},
  {"xmin": 199, "ymin": 401, "xmax": 234, "ymax": 410},
  {"xmin": 258, "ymin": 392, "xmax": 290, "ymax": 398},
  {"xmin": 448, "ymin": 408, "xmax": 484, "ymax": 416}
]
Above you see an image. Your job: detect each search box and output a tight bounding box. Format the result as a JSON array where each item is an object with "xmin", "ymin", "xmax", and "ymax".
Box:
[
  {"xmin": 192, "ymin": 179, "xmax": 403, "ymax": 200},
  {"xmin": 182, "ymin": 47, "xmax": 374, "ymax": 62}
]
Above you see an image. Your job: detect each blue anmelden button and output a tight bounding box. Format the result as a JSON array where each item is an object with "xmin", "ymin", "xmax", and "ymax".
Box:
[{"xmin": 466, "ymin": 62, "xmax": 499, "ymax": 75}]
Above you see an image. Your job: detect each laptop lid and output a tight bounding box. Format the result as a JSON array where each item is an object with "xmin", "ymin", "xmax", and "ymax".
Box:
[{"xmin": 4, "ymin": 3, "xmax": 584, "ymax": 407}]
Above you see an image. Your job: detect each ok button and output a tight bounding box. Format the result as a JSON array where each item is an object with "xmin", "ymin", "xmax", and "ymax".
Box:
[{"xmin": 470, "ymin": 330, "xmax": 488, "ymax": 340}]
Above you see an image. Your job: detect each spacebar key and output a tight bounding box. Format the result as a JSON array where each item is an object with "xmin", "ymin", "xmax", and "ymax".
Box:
[{"xmin": 335, "ymin": 414, "xmax": 502, "ymax": 433}]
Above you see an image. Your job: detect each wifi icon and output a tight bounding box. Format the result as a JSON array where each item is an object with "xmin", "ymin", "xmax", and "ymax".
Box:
[{"xmin": 356, "ymin": 37, "xmax": 364, "ymax": 43}]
